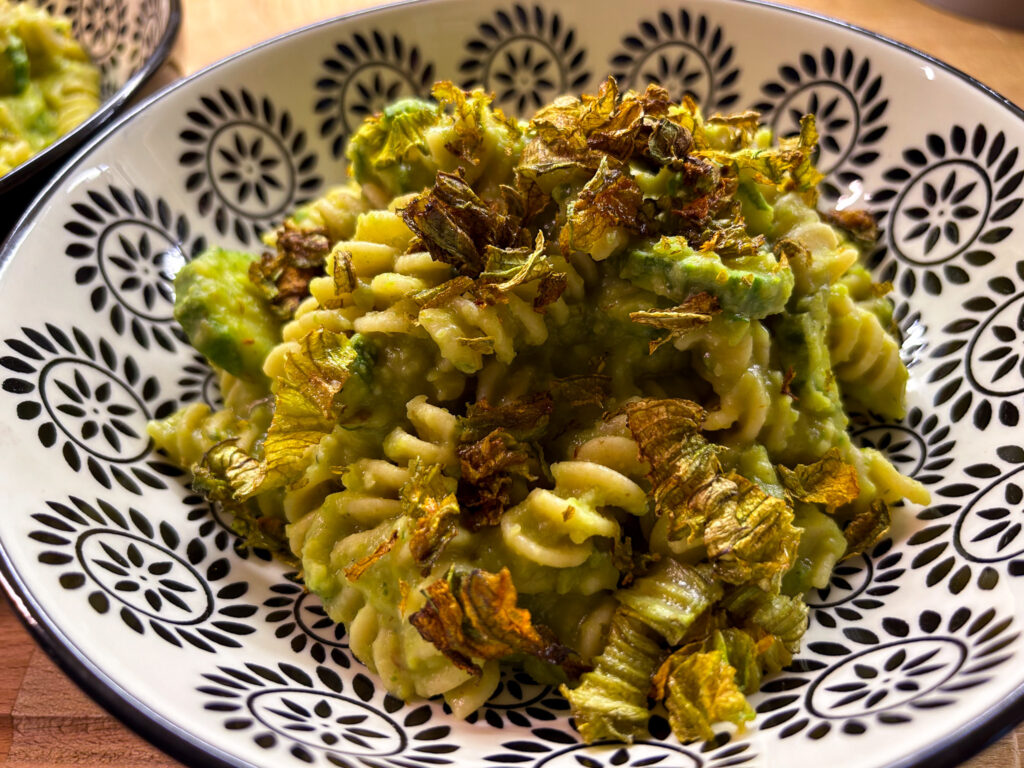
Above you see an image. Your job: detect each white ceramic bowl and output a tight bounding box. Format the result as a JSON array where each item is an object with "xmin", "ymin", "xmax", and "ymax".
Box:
[{"xmin": 1, "ymin": 2, "xmax": 1023, "ymax": 767}]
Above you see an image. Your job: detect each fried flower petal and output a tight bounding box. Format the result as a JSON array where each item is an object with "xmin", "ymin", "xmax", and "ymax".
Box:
[
  {"xmin": 479, "ymin": 232, "xmax": 566, "ymax": 306},
  {"xmin": 329, "ymin": 246, "xmax": 357, "ymax": 301},
  {"xmin": 519, "ymin": 78, "xmax": 685, "ymax": 199},
  {"xmin": 551, "ymin": 374, "xmax": 610, "ymax": 410},
  {"xmin": 624, "ymin": 399, "xmax": 799, "ymax": 590},
  {"xmin": 645, "ymin": 116, "xmax": 694, "ymax": 168},
  {"xmin": 713, "ymin": 628, "xmax": 760, "ymax": 694},
  {"xmin": 457, "ymin": 430, "xmax": 532, "ymax": 485},
  {"xmin": 702, "ymin": 473, "xmax": 800, "ymax": 592},
  {"xmin": 722, "ymin": 587, "xmax": 808, "ymax": 652},
  {"xmin": 559, "ymin": 157, "xmax": 645, "ymax": 258},
  {"xmin": 402, "ymin": 460, "xmax": 461, "ymax": 571},
  {"xmin": 651, "ymin": 648, "xmax": 754, "ymax": 743},
  {"xmin": 432, "ymin": 80, "xmax": 519, "ymax": 166},
  {"xmin": 345, "ymin": 97, "xmax": 439, "ymax": 194},
  {"xmin": 610, "ymin": 535, "xmax": 661, "ymax": 587},
  {"xmin": 192, "ymin": 441, "xmax": 290, "ymax": 555},
  {"xmin": 533, "ymin": 271, "xmax": 569, "ymax": 310},
  {"xmin": 696, "ymin": 220, "xmax": 766, "ymax": 258},
  {"xmin": 750, "ymin": 628, "xmax": 793, "ymax": 677},
  {"xmin": 457, "ymin": 429, "xmax": 534, "ymax": 530},
  {"xmin": 702, "ymin": 113, "xmax": 822, "ymax": 192},
  {"xmin": 842, "ymin": 499, "xmax": 891, "ymax": 559},
  {"xmin": 623, "ymin": 398, "xmax": 719, "ymax": 542},
  {"xmin": 461, "ymin": 392, "xmax": 553, "ymax": 443},
  {"xmin": 236, "ymin": 330, "xmax": 374, "ymax": 496},
  {"xmin": 777, "ymin": 447, "xmax": 860, "ymax": 513},
  {"xmin": 560, "ymin": 607, "xmax": 663, "ymax": 743},
  {"xmin": 821, "ymin": 207, "xmax": 879, "ymax": 247},
  {"xmin": 410, "ymin": 575, "xmax": 478, "ymax": 674},
  {"xmin": 705, "ymin": 111, "xmax": 761, "ymax": 147},
  {"xmin": 249, "ymin": 226, "xmax": 331, "ymax": 319},
  {"xmin": 629, "ymin": 292, "xmax": 721, "ymax": 353},
  {"xmin": 413, "ymin": 276, "xmax": 474, "ymax": 309},
  {"xmin": 529, "ymin": 78, "xmax": 676, "ymax": 165},
  {"xmin": 410, "ymin": 568, "xmax": 582, "ymax": 676},
  {"xmin": 344, "ymin": 530, "xmax": 399, "ymax": 582},
  {"xmin": 782, "ymin": 113, "xmax": 823, "ymax": 191},
  {"xmin": 399, "ymin": 171, "xmax": 493, "ymax": 274},
  {"xmin": 517, "ymin": 81, "xmax": 609, "ymax": 196},
  {"xmin": 587, "ymin": 84, "xmax": 673, "ymax": 161},
  {"xmin": 192, "ymin": 440, "xmax": 262, "ymax": 502},
  {"xmin": 530, "ymin": 76, "xmax": 619, "ymax": 157},
  {"xmin": 461, "ymin": 568, "xmax": 582, "ymax": 669},
  {"xmin": 617, "ymin": 558, "xmax": 723, "ymax": 644}
]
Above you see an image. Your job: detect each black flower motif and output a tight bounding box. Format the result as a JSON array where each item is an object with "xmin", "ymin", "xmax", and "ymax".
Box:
[
  {"xmin": 131, "ymin": 0, "xmax": 168, "ymax": 67},
  {"xmin": 264, "ymin": 573, "xmax": 351, "ymax": 667},
  {"xmin": 63, "ymin": 185, "xmax": 206, "ymax": 351},
  {"xmin": 754, "ymin": 47, "xmax": 887, "ymax": 201},
  {"xmin": 757, "ymin": 607, "xmax": 1018, "ymax": 739},
  {"xmin": 180, "ymin": 88, "xmax": 323, "ymax": 245},
  {"xmin": 199, "ymin": 663, "xmax": 457, "ymax": 766},
  {"xmin": 44, "ymin": 0, "xmax": 130, "ymax": 97},
  {"xmin": 867, "ymin": 124, "xmax": 1023, "ymax": 297},
  {"xmin": 928, "ymin": 260, "xmax": 1024, "ymax": 428},
  {"xmin": 68, "ymin": 0, "xmax": 128, "ymax": 62},
  {"xmin": 851, "ymin": 406, "xmax": 955, "ymax": 486},
  {"xmin": 31, "ymin": 496, "xmax": 257, "ymax": 651},
  {"xmin": 1, "ymin": 324, "xmax": 180, "ymax": 494},
  {"xmin": 807, "ymin": 539, "xmax": 904, "ymax": 630},
  {"xmin": 182, "ymin": 492, "xmax": 273, "ymax": 562},
  {"xmin": 610, "ymin": 11, "xmax": 739, "ymax": 111},
  {"xmin": 460, "ymin": 669, "xmax": 567, "ymax": 729},
  {"xmin": 488, "ymin": 726, "xmax": 755, "ymax": 767},
  {"xmin": 315, "ymin": 31, "xmax": 435, "ymax": 158},
  {"xmin": 174, "ymin": 354, "xmax": 222, "ymax": 408},
  {"xmin": 459, "ymin": 4, "xmax": 589, "ymax": 116},
  {"xmin": 909, "ymin": 445, "xmax": 1024, "ymax": 593}
]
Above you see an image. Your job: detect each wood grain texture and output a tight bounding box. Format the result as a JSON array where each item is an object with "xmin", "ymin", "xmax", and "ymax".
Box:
[{"xmin": 4, "ymin": 1, "xmax": 1023, "ymax": 766}]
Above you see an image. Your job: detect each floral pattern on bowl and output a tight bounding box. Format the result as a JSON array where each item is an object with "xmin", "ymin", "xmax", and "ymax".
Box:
[{"xmin": 2, "ymin": 1, "xmax": 1024, "ymax": 767}]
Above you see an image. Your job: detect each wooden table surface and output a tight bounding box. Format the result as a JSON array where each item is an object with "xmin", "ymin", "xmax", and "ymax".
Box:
[{"xmin": 3, "ymin": 0, "xmax": 1024, "ymax": 766}]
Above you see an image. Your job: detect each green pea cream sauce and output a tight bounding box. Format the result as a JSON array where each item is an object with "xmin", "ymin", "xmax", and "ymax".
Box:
[{"xmin": 0, "ymin": 2, "xmax": 100, "ymax": 176}]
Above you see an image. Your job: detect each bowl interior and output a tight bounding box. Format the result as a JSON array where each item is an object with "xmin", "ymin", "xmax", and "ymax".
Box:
[{"xmin": 1, "ymin": 2, "xmax": 1024, "ymax": 768}]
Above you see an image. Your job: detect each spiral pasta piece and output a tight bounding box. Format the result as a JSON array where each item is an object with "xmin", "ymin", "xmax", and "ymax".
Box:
[
  {"xmin": 266, "ymin": 182, "xmax": 371, "ymax": 246},
  {"xmin": 849, "ymin": 444, "xmax": 930, "ymax": 508},
  {"xmin": 502, "ymin": 424, "xmax": 650, "ymax": 568},
  {"xmin": 828, "ymin": 284, "xmax": 907, "ymax": 419},
  {"xmin": 672, "ymin": 316, "xmax": 775, "ymax": 443},
  {"xmin": 772, "ymin": 193, "xmax": 860, "ymax": 296},
  {"xmin": 146, "ymin": 402, "xmax": 264, "ymax": 471}
]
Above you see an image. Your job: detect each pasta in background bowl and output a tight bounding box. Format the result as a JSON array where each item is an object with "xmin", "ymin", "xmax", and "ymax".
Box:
[
  {"xmin": 0, "ymin": 1, "xmax": 1022, "ymax": 767},
  {"xmin": 0, "ymin": 0, "xmax": 179, "ymax": 234}
]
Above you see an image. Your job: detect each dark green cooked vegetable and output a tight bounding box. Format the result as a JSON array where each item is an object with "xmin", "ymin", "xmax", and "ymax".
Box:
[{"xmin": 174, "ymin": 248, "xmax": 281, "ymax": 382}]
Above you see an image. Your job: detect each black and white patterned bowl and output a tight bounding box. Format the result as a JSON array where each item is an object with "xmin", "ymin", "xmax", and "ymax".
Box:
[
  {"xmin": 0, "ymin": 0, "xmax": 180, "ymax": 230},
  {"xmin": 1, "ymin": 1, "xmax": 1023, "ymax": 767}
]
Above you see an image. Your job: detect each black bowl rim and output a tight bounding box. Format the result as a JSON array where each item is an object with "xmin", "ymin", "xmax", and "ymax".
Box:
[
  {"xmin": 0, "ymin": 0, "xmax": 183, "ymax": 196},
  {"xmin": 1, "ymin": 1, "xmax": 1023, "ymax": 767}
]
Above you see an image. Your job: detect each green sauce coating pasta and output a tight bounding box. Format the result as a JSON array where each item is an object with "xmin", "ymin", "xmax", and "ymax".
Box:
[
  {"xmin": 149, "ymin": 78, "xmax": 930, "ymax": 744},
  {"xmin": 0, "ymin": 1, "xmax": 99, "ymax": 175}
]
